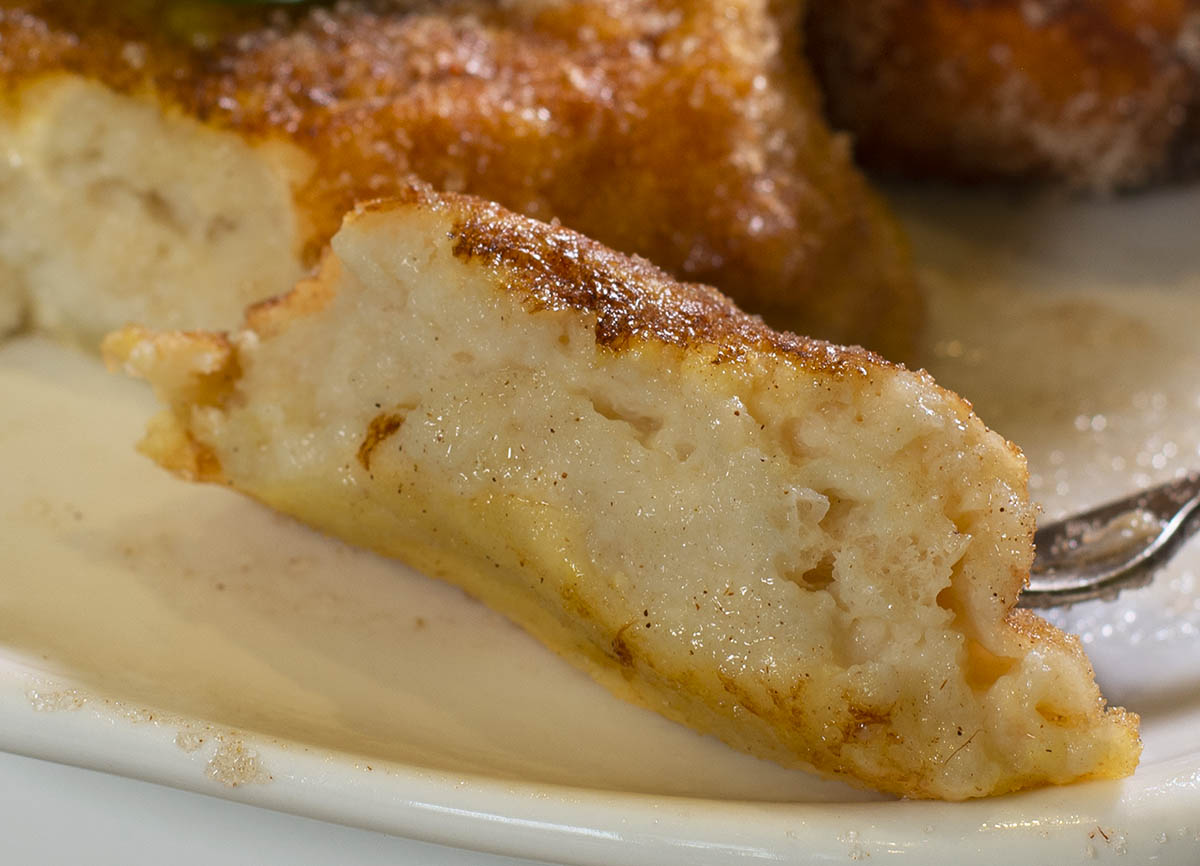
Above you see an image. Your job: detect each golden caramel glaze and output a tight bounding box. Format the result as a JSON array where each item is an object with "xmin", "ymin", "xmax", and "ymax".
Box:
[
  {"xmin": 0, "ymin": 0, "xmax": 919, "ymax": 357},
  {"xmin": 806, "ymin": 0, "xmax": 1200, "ymax": 189}
]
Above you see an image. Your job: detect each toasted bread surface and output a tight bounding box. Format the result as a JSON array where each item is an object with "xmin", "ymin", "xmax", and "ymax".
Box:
[{"xmin": 107, "ymin": 184, "xmax": 1139, "ymax": 799}]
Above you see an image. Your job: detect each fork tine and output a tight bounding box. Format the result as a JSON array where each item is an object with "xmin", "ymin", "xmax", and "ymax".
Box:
[{"xmin": 1018, "ymin": 471, "xmax": 1200, "ymax": 608}]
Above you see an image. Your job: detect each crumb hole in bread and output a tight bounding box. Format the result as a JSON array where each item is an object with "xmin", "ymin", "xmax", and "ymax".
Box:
[
  {"xmin": 582, "ymin": 392, "xmax": 663, "ymax": 446},
  {"xmin": 779, "ymin": 552, "xmax": 836, "ymax": 592},
  {"xmin": 934, "ymin": 525, "xmax": 977, "ymax": 614},
  {"xmin": 139, "ymin": 189, "xmax": 184, "ymax": 234},
  {"xmin": 964, "ymin": 638, "xmax": 1017, "ymax": 692},
  {"xmin": 817, "ymin": 493, "xmax": 855, "ymax": 534},
  {"xmin": 772, "ymin": 494, "xmax": 851, "ymax": 594},
  {"xmin": 1034, "ymin": 702, "xmax": 1083, "ymax": 727},
  {"xmin": 935, "ymin": 581, "xmax": 959, "ymax": 619},
  {"xmin": 555, "ymin": 317, "xmax": 575, "ymax": 350},
  {"xmin": 780, "ymin": 417, "xmax": 810, "ymax": 460}
]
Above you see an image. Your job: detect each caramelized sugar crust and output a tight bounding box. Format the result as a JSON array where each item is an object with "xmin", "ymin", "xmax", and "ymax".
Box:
[{"xmin": 0, "ymin": 0, "xmax": 918, "ymax": 355}]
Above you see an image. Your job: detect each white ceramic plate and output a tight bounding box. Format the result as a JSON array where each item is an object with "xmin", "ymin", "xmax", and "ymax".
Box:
[{"xmin": 2, "ymin": 186, "xmax": 1199, "ymax": 864}]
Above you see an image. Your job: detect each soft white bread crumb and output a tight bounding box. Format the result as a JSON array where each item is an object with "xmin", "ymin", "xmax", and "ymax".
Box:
[{"xmin": 0, "ymin": 77, "xmax": 309, "ymax": 347}]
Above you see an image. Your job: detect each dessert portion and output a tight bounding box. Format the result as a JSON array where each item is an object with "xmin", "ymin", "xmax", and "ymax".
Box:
[
  {"xmin": 807, "ymin": 0, "xmax": 1200, "ymax": 190},
  {"xmin": 0, "ymin": 0, "xmax": 917, "ymax": 356},
  {"xmin": 107, "ymin": 184, "xmax": 1139, "ymax": 799}
]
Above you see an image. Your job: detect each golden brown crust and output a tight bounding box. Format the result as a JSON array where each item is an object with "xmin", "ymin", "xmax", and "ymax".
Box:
[
  {"xmin": 358, "ymin": 184, "xmax": 887, "ymax": 376},
  {"xmin": 807, "ymin": 0, "xmax": 1200, "ymax": 190},
  {"xmin": 244, "ymin": 263, "xmax": 339, "ymax": 339},
  {"xmin": 0, "ymin": 0, "xmax": 919, "ymax": 356}
]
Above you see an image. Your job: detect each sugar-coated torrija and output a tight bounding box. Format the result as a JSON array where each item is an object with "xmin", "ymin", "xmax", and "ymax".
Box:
[{"xmin": 107, "ymin": 184, "xmax": 1139, "ymax": 800}]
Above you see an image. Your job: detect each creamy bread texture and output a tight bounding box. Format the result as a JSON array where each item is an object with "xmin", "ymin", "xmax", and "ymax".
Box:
[
  {"xmin": 0, "ymin": 0, "xmax": 918, "ymax": 357},
  {"xmin": 0, "ymin": 77, "xmax": 309, "ymax": 348},
  {"xmin": 107, "ymin": 186, "xmax": 1139, "ymax": 799}
]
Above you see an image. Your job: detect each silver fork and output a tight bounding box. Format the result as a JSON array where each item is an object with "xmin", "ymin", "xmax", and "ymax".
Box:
[{"xmin": 1019, "ymin": 471, "xmax": 1200, "ymax": 608}]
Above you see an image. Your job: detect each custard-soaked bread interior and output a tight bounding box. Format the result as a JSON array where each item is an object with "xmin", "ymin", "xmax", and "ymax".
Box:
[
  {"xmin": 0, "ymin": 0, "xmax": 916, "ymax": 356},
  {"xmin": 106, "ymin": 186, "xmax": 1139, "ymax": 799}
]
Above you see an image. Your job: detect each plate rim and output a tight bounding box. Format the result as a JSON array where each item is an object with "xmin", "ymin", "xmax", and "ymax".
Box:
[{"xmin": 4, "ymin": 657, "xmax": 1198, "ymax": 866}]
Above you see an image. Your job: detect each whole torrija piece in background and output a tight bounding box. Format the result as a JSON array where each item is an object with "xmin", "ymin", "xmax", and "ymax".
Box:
[
  {"xmin": 807, "ymin": 0, "xmax": 1200, "ymax": 190},
  {"xmin": 0, "ymin": 0, "xmax": 917, "ymax": 357}
]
